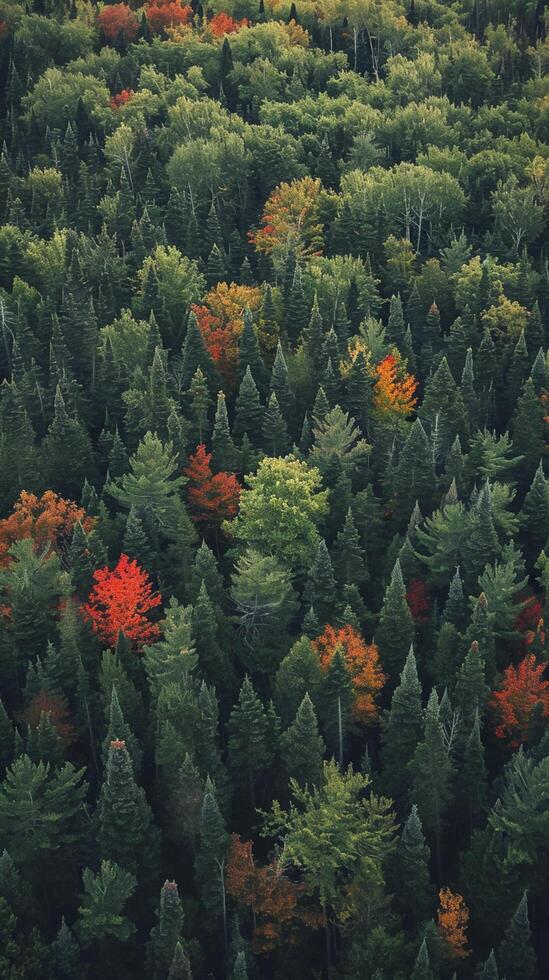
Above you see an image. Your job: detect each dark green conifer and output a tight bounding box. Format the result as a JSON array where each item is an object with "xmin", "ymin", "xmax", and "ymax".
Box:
[
  {"xmin": 305, "ymin": 539, "xmax": 336, "ymax": 625},
  {"xmin": 320, "ymin": 647, "xmax": 353, "ymax": 765},
  {"xmin": 262, "ymin": 392, "xmax": 289, "ymax": 456},
  {"xmin": 380, "ymin": 646, "xmax": 422, "ymax": 804},
  {"xmin": 233, "ymin": 366, "xmax": 263, "ymax": 444},
  {"xmin": 375, "ymin": 560, "xmax": 414, "ymax": 679},
  {"xmin": 212, "ymin": 392, "xmax": 237, "ymax": 472},
  {"xmin": 281, "ymin": 693, "xmax": 325, "ymax": 788},
  {"xmin": 497, "ymin": 892, "xmax": 538, "ymax": 980},
  {"xmin": 147, "ymin": 880, "xmax": 184, "ymax": 980},
  {"xmin": 98, "ymin": 739, "xmax": 156, "ymax": 875}
]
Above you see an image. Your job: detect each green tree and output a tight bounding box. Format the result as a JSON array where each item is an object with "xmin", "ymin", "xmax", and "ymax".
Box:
[
  {"xmin": 305, "ymin": 539, "xmax": 336, "ymax": 625},
  {"xmin": 147, "ymin": 880, "xmax": 184, "ymax": 980},
  {"xmin": 409, "ymin": 689, "xmax": 454, "ymax": 874},
  {"xmin": 375, "ymin": 560, "xmax": 414, "ymax": 679},
  {"xmin": 77, "ymin": 861, "xmax": 136, "ymax": 945},
  {"xmin": 262, "ymin": 392, "xmax": 289, "ymax": 456},
  {"xmin": 281, "ymin": 693, "xmax": 325, "ymax": 788},
  {"xmin": 231, "ymin": 549, "xmax": 296, "ymax": 675},
  {"xmin": 228, "ymin": 677, "xmax": 278, "ymax": 807},
  {"xmin": 41, "ymin": 387, "xmax": 96, "ymax": 498},
  {"xmin": 393, "ymin": 805, "xmax": 434, "ymax": 928},
  {"xmin": 411, "ymin": 938, "xmax": 435, "ymax": 980},
  {"xmin": 212, "ymin": 391, "xmax": 237, "ymax": 472},
  {"xmin": 497, "ymin": 892, "xmax": 538, "ymax": 980},
  {"xmin": 233, "ymin": 366, "xmax": 263, "ymax": 445},
  {"xmin": 194, "ymin": 781, "xmax": 228, "ymax": 942},
  {"xmin": 320, "ymin": 647, "xmax": 354, "ymax": 765},
  {"xmin": 98, "ymin": 739, "xmax": 157, "ymax": 876},
  {"xmin": 380, "ymin": 646, "xmax": 422, "ymax": 805}
]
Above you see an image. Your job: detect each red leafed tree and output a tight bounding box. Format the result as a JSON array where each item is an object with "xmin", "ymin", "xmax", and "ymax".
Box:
[
  {"xmin": 226, "ymin": 835, "xmax": 321, "ymax": 953},
  {"xmin": 490, "ymin": 653, "xmax": 549, "ymax": 745},
  {"xmin": 146, "ymin": 0, "xmax": 192, "ymax": 33},
  {"xmin": 184, "ymin": 444, "xmax": 240, "ymax": 534},
  {"xmin": 110, "ymin": 89, "xmax": 135, "ymax": 109},
  {"xmin": 312, "ymin": 625, "xmax": 386, "ymax": 725},
  {"xmin": 406, "ymin": 579, "xmax": 431, "ymax": 623},
  {"xmin": 24, "ymin": 691, "xmax": 75, "ymax": 747},
  {"xmin": 0, "ymin": 490, "xmax": 93, "ymax": 567},
  {"xmin": 84, "ymin": 554, "xmax": 161, "ymax": 649},
  {"xmin": 209, "ymin": 12, "xmax": 248, "ymax": 35},
  {"xmin": 98, "ymin": 4, "xmax": 140, "ymax": 42}
]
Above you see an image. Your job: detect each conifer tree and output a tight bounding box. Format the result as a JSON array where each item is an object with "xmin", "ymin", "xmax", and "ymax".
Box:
[
  {"xmin": 332, "ymin": 508, "xmax": 368, "ymax": 588},
  {"xmin": 194, "ymin": 780, "xmax": 229, "ymax": 938},
  {"xmin": 479, "ymin": 950, "xmax": 500, "ymax": 980},
  {"xmin": 228, "ymin": 677, "xmax": 276, "ymax": 807},
  {"xmin": 305, "ymin": 539, "xmax": 336, "ymax": 625},
  {"xmin": 41, "ymin": 387, "xmax": 96, "ymax": 497},
  {"xmin": 98, "ymin": 739, "xmax": 156, "ymax": 876},
  {"xmin": 387, "ymin": 293, "xmax": 406, "ymax": 348},
  {"xmin": 281, "ymin": 693, "xmax": 325, "ymax": 788},
  {"xmin": 269, "ymin": 341, "xmax": 295, "ymax": 428},
  {"xmin": 380, "ymin": 646, "xmax": 422, "ymax": 804},
  {"xmin": 392, "ymin": 419, "xmax": 435, "ymax": 525},
  {"xmin": 147, "ymin": 880, "xmax": 184, "ymax": 980},
  {"xmin": 512, "ymin": 378, "xmax": 545, "ymax": 488},
  {"xmin": 233, "ymin": 366, "xmax": 263, "ymax": 445},
  {"xmin": 262, "ymin": 392, "xmax": 289, "ymax": 456},
  {"xmin": 320, "ymin": 647, "xmax": 353, "ymax": 765},
  {"xmin": 180, "ymin": 312, "xmax": 218, "ymax": 391},
  {"xmin": 457, "ymin": 710, "xmax": 488, "ymax": 835},
  {"xmin": 393, "ymin": 805, "xmax": 434, "ymax": 928},
  {"xmin": 212, "ymin": 392, "xmax": 237, "ymax": 472},
  {"xmin": 168, "ymin": 942, "xmax": 193, "ymax": 980},
  {"xmin": 375, "ymin": 560, "xmax": 414, "ymax": 679},
  {"xmin": 52, "ymin": 917, "xmax": 81, "ymax": 979},
  {"xmin": 238, "ymin": 308, "xmax": 267, "ymax": 392},
  {"xmin": 411, "ymin": 938, "xmax": 435, "ymax": 980},
  {"xmin": 102, "ymin": 685, "xmax": 141, "ymax": 774},
  {"xmin": 497, "ymin": 892, "xmax": 538, "ymax": 980},
  {"xmin": 285, "ymin": 263, "xmax": 309, "ymax": 340},
  {"xmin": 186, "ymin": 367, "xmax": 213, "ymax": 445},
  {"xmin": 409, "ymin": 689, "xmax": 454, "ymax": 874},
  {"xmin": 232, "ymin": 950, "xmax": 249, "ymax": 980},
  {"xmin": 192, "ymin": 582, "xmax": 231, "ymax": 691},
  {"xmin": 520, "ymin": 461, "xmax": 549, "ymax": 558}
]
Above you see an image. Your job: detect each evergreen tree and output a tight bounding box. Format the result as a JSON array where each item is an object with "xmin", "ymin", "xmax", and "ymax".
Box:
[
  {"xmin": 393, "ymin": 805, "xmax": 434, "ymax": 928},
  {"xmin": 168, "ymin": 942, "xmax": 193, "ymax": 980},
  {"xmin": 511, "ymin": 378, "xmax": 545, "ymax": 488},
  {"xmin": 212, "ymin": 391, "xmax": 237, "ymax": 472},
  {"xmin": 410, "ymin": 938, "xmax": 435, "ymax": 980},
  {"xmin": 52, "ymin": 917, "xmax": 81, "ymax": 979},
  {"xmin": 497, "ymin": 892, "xmax": 538, "ymax": 980},
  {"xmin": 386, "ymin": 293, "xmax": 406, "ymax": 348},
  {"xmin": 98, "ymin": 739, "xmax": 156, "ymax": 876},
  {"xmin": 380, "ymin": 646, "xmax": 422, "ymax": 804},
  {"xmin": 228, "ymin": 677, "xmax": 276, "ymax": 807},
  {"xmin": 392, "ymin": 420, "xmax": 435, "ymax": 525},
  {"xmin": 409, "ymin": 689, "xmax": 454, "ymax": 874},
  {"xmin": 281, "ymin": 693, "xmax": 325, "ymax": 788},
  {"xmin": 479, "ymin": 950, "xmax": 500, "ymax": 980},
  {"xmin": 233, "ymin": 366, "xmax": 263, "ymax": 444},
  {"xmin": 262, "ymin": 392, "xmax": 289, "ymax": 456},
  {"xmin": 457, "ymin": 710, "xmax": 488, "ymax": 835},
  {"xmin": 41, "ymin": 387, "xmax": 96, "ymax": 497},
  {"xmin": 332, "ymin": 507, "xmax": 368, "ymax": 588},
  {"xmin": 186, "ymin": 367, "xmax": 213, "ymax": 445},
  {"xmin": 232, "ymin": 950, "xmax": 249, "ymax": 980},
  {"xmin": 286, "ymin": 263, "xmax": 309, "ymax": 340},
  {"xmin": 194, "ymin": 780, "xmax": 228, "ymax": 938},
  {"xmin": 375, "ymin": 560, "xmax": 414, "ymax": 679},
  {"xmin": 269, "ymin": 342, "xmax": 295, "ymax": 429},
  {"xmin": 305, "ymin": 539, "xmax": 336, "ymax": 625},
  {"xmin": 238, "ymin": 308, "xmax": 267, "ymax": 392},
  {"xmin": 147, "ymin": 880, "xmax": 184, "ymax": 980},
  {"xmin": 180, "ymin": 312, "xmax": 218, "ymax": 391},
  {"xmin": 320, "ymin": 647, "xmax": 353, "ymax": 765},
  {"xmin": 192, "ymin": 582, "xmax": 230, "ymax": 691}
]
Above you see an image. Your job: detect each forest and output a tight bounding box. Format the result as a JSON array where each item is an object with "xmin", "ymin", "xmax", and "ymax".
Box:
[{"xmin": 0, "ymin": 0, "xmax": 547, "ymax": 976}]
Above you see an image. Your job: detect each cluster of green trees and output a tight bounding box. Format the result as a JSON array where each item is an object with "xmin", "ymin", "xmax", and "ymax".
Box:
[{"xmin": 0, "ymin": 0, "xmax": 548, "ymax": 976}]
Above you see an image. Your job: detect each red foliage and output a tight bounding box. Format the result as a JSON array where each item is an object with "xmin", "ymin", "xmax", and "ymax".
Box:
[
  {"xmin": 110, "ymin": 88, "xmax": 135, "ymax": 109},
  {"xmin": 191, "ymin": 284, "xmax": 262, "ymax": 390},
  {"xmin": 406, "ymin": 579, "xmax": 431, "ymax": 623},
  {"xmin": 226, "ymin": 835, "xmax": 322, "ymax": 953},
  {"xmin": 209, "ymin": 11, "xmax": 248, "ymax": 35},
  {"xmin": 0, "ymin": 491, "xmax": 93, "ymax": 567},
  {"xmin": 184, "ymin": 444, "xmax": 240, "ymax": 532},
  {"xmin": 24, "ymin": 691, "xmax": 75, "ymax": 747},
  {"xmin": 490, "ymin": 653, "xmax": 549, "ymax": 746},
  {"xmin": 84, "ymin": 553, "xmax": 161, "ymax": 649},
  {"xmin": 98, "ymin": 4, "xmax": 139, "ymax": 41},
  {"xmin": 515, "ymin": 595, "xmax": 543, "ymax": 635},
  {"xmin": 312, "ymin": 624, "xmax": 385, "ymax": 725},
  {"xmin": 145, "ymin": 0, "xmax": 192, "ymax": 33},
  {"xmin": 0, "ymin": 19, "xmax": 9, "ymax": 39}
]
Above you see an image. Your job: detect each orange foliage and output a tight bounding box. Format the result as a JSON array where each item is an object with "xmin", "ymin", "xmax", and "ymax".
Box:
[
  {"xmin": 0, "ymin": 491, "xmax": 93, "ymax": 567},
  {"xmin": 192, "ymin": 282, "xmax": 262, "ymax": 388},
  {"xmin": 110, "ymin": 89, "xmax": 135, "ymax": 109},
  {"xmin": 490, "ymin": 653, "xmax": 549, "ymax": 746},
  {"xmin": 98, "ymin": 4, "xmax": 140, "ymax": 42},
  {"xmin": 250, "ymin": 177, "xmax": 326, "ymax": 262},
  {"xmin": 184, "ymin": 444, "xmax": 240, "ymax": 531},
  {"xmin": 226, "ymin": 835, "xmax": 322, "ymax": 953},
  {"xmin": 437, "ymin": 888, "xmax": 469, "ymax": 959},
  {"xmin": 24, "ymin": 691, "xmax": 75, "ymax": 747},
  {"xmin": 312, "ymin": 625, "xmax": 385, "ymax": 725},
  {"xmin": 146, "ymin": 0, "xmax": 192, "ymax": 33},
  {"xmin": 373, "ymin": 353, "xmax": 418, "ymax": 420},
  {"xmin": 209, "ymin": 11, "xmax": 248, "ymax": 35},
  {"xmin": 84, "ymin": 553, "xmax": 161, "ymax": 649}
]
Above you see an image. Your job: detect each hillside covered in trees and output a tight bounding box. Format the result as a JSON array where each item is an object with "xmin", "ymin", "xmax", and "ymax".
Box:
[{"xmin": 0, "ymin": 0, "xmax": 548, "ymax": 976}]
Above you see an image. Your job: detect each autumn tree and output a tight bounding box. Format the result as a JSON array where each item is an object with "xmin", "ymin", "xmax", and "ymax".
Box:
[
  {"xmin": 85, "ymin": 554, "xmax": 161, "ymax": 649},
  {"xmin": 490, "ymin": 654, "xmax": 549, "ymax": 746},
  {"xmin": 98, "ymin": 4, "xmax": 139, "ymax": 43},
  {"xmin": 146, "ymin": 1, "xmax": 192, "ymax": 34},
  {"xmin": 437, "ymin": 887, "xmax": 469, "ymax": 959},
  {"xmin": 184, "ymin": 444, "xmax": 240, "ymax": 537},
  {"xmin": 0, "ymin": 491, "xmax": 93, "ymax": 567},
  {"xmin": 251, "ymin": 177, "xmax": 330, "ymax": 269},
  {"xmin": 312, "ymin": 624, "xmax": 385, "ymax": 726},
  {"xmin": 372, "ymin": 353, "xmax": 418, "ymax": 423},
  {"xmin": 192, "ymin": 284, "xmax": 262, "ymax": 389}
]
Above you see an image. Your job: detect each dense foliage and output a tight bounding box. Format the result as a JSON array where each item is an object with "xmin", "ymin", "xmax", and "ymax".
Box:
[{"xmin": 0, "ymin": 0, "xmax": 547, "ymax": 976}]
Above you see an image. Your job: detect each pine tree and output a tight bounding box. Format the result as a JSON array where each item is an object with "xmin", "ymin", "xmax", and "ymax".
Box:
[
  {"xmin": 393, "ymin": 805, "xmax": 434, "ymax": 928},
  {"xmin": 281, "ymin": 693, "xmax": 325, "ymax": 787},
  {"xmin": 147, "ymin": 879, "xmax": 184, "ymax": 980},
  {"xmin": 102, "ymin": 685, "xmax": 141, "ymax": 774},
  {"xmin": 380, "ymin": 646, "xmax": 422, "ymax": 804},
  {"xmin": 228, "ymin": 677, "xmax": 276, "ymax": 807},
  {"xmin": 411, "ymin": 938, "xmax": 435, "ymax": 980},
  {"xmin": 41, "ymin": 387, "xmax": 96, "ymax": 498},
  {"xmin": 305, "ymin": 539, "xmax": 336, "ymax": 625},
  {"xmin": 409, "ymin": 689, "xmax": 454, "ymax": 874},
  {"xmin": 180, "ymin": 311, "xmax": 218, "ymax": 391},
  {"xmin": 233, "ymin": 366, "xmax": 263, "ymax": 444},
  {"xmin": 457, "ymin": 710, "xmax": 488, "ymax": 835},
  {"xmin": 497, "ymin": 892, "xmax": 538, "ymax": 980},
  {"xmin": 464, "ymin": 595, "xmax": 496, "ymax": 682},
  {"xmin": 262, "ymin": 392, "xmax": 289, "ymax": 456},
  {"xmin": 520, "ymin": 460, "xmax": 549, "ymax": 558},
  {"xmin": 511, "ymin": 378, "xmax": 545, "ymax": 488},
  {"xmin": 285, "ymin": 262, "xmax": 309, "ymax": 340},
  {"xmin": 454, "ymin": 641, "xmax": 489, "ymax": 728},
  {"xmin": 507, "ymin": 329, "xmax": 531, "ymax": 412},
  {"xmin": 479, "ymin": 950, "xmax": 500, "ymax": 980},
  {"xmin": 194, "ymin": 780, "xmax": 228, "ymax": 937},
  {"xmin": 332, "ymin": 508, "xmax": 368, "ymax": 588},
  {"xmin": 98, "ymin": 739, "xmax": 156, "ymax": 875},
  {"xmin": 443, "ymin": 566, "xmax": 467, "ymax": 630},
  {"xmin": 269, "ymin": 342, "xmax": 295, "ymax": 429},
  {"xmin": 192, "ymin": 582, "xmax": 230, "ymax": 691},
  {"xmin": 320, "ymin": 647, "xmax": 354, "ymax": 765},
  {"xmin": 238, "ymin": 308, "xmax": 267, "ymax": 392},
  {"xmin": 212, "ymin": 391, "xmax": 237, "ymax": 472},
  {"xmin": 387, "ymin": 293, "xmax": 406, "ymax": 348},
  {"xmin": 186, "ymin": 367, "xmax": 213, "ymax": 445},
  {"xmin": 168, "ymin": 942, "xmax": 193, "ymax": 980},
  {"xmin": 375, "ymin": 560, "xmax": 414, "ymax": 679},
  {"xmin": 463, "ymin": 484, "xmax": 500, "ymax": 590},
  {"xmin": 123, "ymin": 505, "xmax": 155, "ymax": 572},
  {"xmin": 52, "ymin": 917, "xmax": 81, "ymax": 979},
  {"xmin": 392, "ymin": 420, "xmax": 435, "ymax": 526}
]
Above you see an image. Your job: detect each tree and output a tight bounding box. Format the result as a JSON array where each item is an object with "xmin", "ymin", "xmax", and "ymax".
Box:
[
  {"xmin": 332, "ymin": 508, "xmax": 368, "ymax": 589},
  {"xmin": 497, "ymin": 892, "xmax": 538, "ymax": 980},
  {"xmin": 309, "ymin": 405, "xmax": 370, "ymax": 483},
  {"xmin": 375, "ymin": 559, "xmax": 414, "ymax": 679},
  {"xmin": 85, "ymin": 554, "xmax": 161, "ymax": 650},
  {"xmin": 184, "ymin": 444, "xmax": 240, "ymax": 536},
  {"xmin": 251, "ymin": 177, "xmax": 329, "ymax": 268},
  {"xmin": 77, "ymin": 861, "xmax": 136, "ymax": 945},
  {"xmin": 313, "ymin": 624, "xmax": 385, "ymax": 727},
  {"xmin": 281, "ymin": 694, "xmax": 325, "ymax": 788},
  {"xmin": 393, "ymin": 806, "xmax": 433, "ymax": 928},
  {"xmin": 490, "ymin": 654, "xmax": 549, "ymax": 746},
  {"xmin": 409, "ymin": 689, "xmax": 454, "ymax": 873},
  {"xmin": 41, "ymin": 387, "xmax": 96, "ymax": 498},
  {"xmin": 320, "ymin": 647, "xmax": 354, "ymax": 765},
  {"xmin": 194, "ymin": 781, "xmax": 228, "ymax": 942},
  {"xmin": 380, "ymin": 646, "xmax": 423, "ymax": 805},
  {"xmin": 437, "ymin": 887, "xmax": 469, "ymax": 959},
  {"xmin": 168, "ymin": 942, "xmax": 193, "ymax": 980},
  {"xmin": 227, "ymin": 456, "xmax": 329, "ymax": 575},
  {"xmin": 262, "ymin": 392, "xmax": 289, "ymax": 456},
  {"xmin": 212, "ymin": 391, "xmax": 237, "ymax": 472},
  {"xmin": 146, "ymin": 1, "xmax": 192, "ymax": 34},
  {"xmin": 231, "ymin": 549, "xmax": 295, "ymax": 674},
  {"xmin": 411, "ymin": 938, "xmax": 435, "ymax": 980},
  {"xmin": 305, "ymin": 539, "xmax": 336, "ymax": 625},
  {"xmin": 98, "ymin": 4, "xmax": 139, "ymax": 43},
  {"xmin": 98, "ymin": 739, "xmax": 156, "ymax": 875},
  {"xmin": 233, "ymin": 366, "xmax": 263, "ymax": 444},
  {"xmin": 147, "ymin": 880, "xmax": 184, "ymax": 980},
  {"xmin": 372, "ymin": 353, "xmax": 417, "ymax": 422},
  {"xmin": 0, "ymin": 490, "xmax": 92, "ymax": 566},
  {"xmin": 228, "ymin": 678, "xmax": 277, "ymax": 807}
]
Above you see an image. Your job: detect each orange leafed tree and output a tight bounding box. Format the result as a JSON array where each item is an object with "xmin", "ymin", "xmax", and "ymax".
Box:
[
  {"xmin": 251, "ymin": 177, "xmax": 327, "ymax": 263},
  {"xmin": 110, "ymin": 89, "xmax": 135, "ymax": 109},
  {"xmin": 312, "ymin": 624, "xmax": 386, "ymax": 724},
  {"xmin": 490, "ymin": 653, "xmax": 549, "ymax": 746},
  {"xmin": 84, "ymin": 553, "xmax": 161, "ymax": 649},
  {"xmin": 0, "ymin": 491, "xmax": 93, "ymax": 567},
  {"xmin": 373, "ymin": 353, "xmax": 418, "ymax": 420},
  {"xmin": 209, "ymin": 11, "xmax": 248, "ymax": 35},
  {"xmin": 437, "ymin": 888, "xmax": 469, "ymax": 958},
  {"xmin": 98, "ymin": 4, "xmax": 139, "ymax": 42},
  {"xmin": 226, "ymin": 835, "xmax": 321, "ymax": 953},
  {"xmin": 184, "ymin": 444, "xmax": 240, "ymax": 531},
  {"xmin": 192, "ymin": 282, "xmax": 262, "ymax": 388},
  {"xmin": 146, "ymin": 0, "xmax": 192, "ymax": 34}
]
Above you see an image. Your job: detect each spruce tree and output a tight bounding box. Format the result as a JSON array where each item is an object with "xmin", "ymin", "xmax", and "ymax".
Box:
[
  {"xmin": 409, "ymin": 689, "xmax": 454, "ymax": 874},
  {"xmin": 269, "ymin": 342, "xmax": 295, "ymax": 429},
  {"xmin": 386, "ymin": 293, "xmax": 406, "ymax": 348},
  {"xmin": 463, "ymin": 484, "xmax": 500, "ymax": 590},
  {"xmin": 393, "ymin": 805, "xmax": 434, "ymax": 928},
  {"xmin": 262, "ymin": 392, "xmax": 289, "ymax": 456},
  {"xmin": 212, "ymin": 391, "xmax": 237, "ymax": 472},
  {"xmin": 41, "ymin": 387, "xmax": 96, "ymax": 498},
  {"xmin": 497, "ymin": 892, "xmax": 538, "ymax": 980},
  {"xmin": 233, "ymin": 366, "xmax": 263, "ymax": 444},
  {"xmin": 285, "ymin": 263, "xmax": 309, "ymax": 340},
  {"xmin": 332, "ymin": 508, "xmax": 368, "ymax": 588},
  {"xmin": 305, "ymin": 539, "xmax": 336, "ymax": 625},
  {"xmin": 411, "ymin": 938, "xmax": 435, "ymax": 980},
  {"xmin": 511, "ymin": 378, "xmax": 545, "ymax": 488},
  {"xmin": 320, "ymin": 647, "xmax": 353, "ymax": 765},
  {"xmin": 238, "ymin": 308, "xmax": 267, "ymax": 392},
  {"xmin": 98, "ymin": 739, "xmax": 156, "ymax": 876},
  {"xmin": 180, "ymin": 312, "xmax": 218, "ymax": 391},
  {"xmin": 168, "ymin": 942, "xmax": 193, "ymax": 980},
  {"xmin": 52, "ymin": 917, "xmax": 81, "ymax": 979},
  {"xmin": 380, "ymin": 646, "xmax": 422, "ymax": 804},
  {"xmin": 375, "ymin": 560, "xmax": 414, "ymax": 679},
  {"xmin": 457, "ymin": 710, "xmax": 488, "ymax": 835},
  {"xmin": 520, "ymin": 461, "xmax": 549, "ymax": 558},
  {"xmin": 192, "ymin": 582, "xmax": 230, "ymax": 691},
  {"xmin": 232, "ymin": 950, "xmax": 249, "ymax": 980},
  {"xmin": 102, "ymin": 685, "xmax": 141, "ymax": 775},
  {"xmin": 479, "ymin": 950, "xmax": 500, "ymax": 980},
  {"xmin": 194, "ymin": 780, "xmax": 228, "ymax": 935},
  {"xmin": 392, "ymin": 420, "xmax": 435, "ymax": 525},
  {"xmin": 147, "ymin": 880, "xmax": 184, "ymax": 980},
  {"xmin": 0, "ymin": 699, "xmax": 14, "ymax": 773},
  {"xmin": 228, "ymin": 677, "xmax": 276, "ymax": 807},
  {"xmin": 281, "ymin": 693, "xmax": 325, "ymax": 788},
  {"xmin": 186, "ymin": 367, "xmax": 213, "ymax": 445}
]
